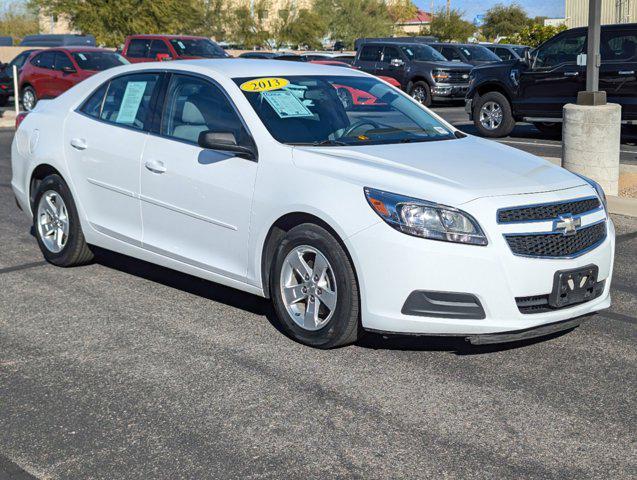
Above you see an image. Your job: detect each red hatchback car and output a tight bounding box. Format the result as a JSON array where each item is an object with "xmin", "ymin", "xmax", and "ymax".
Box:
[
  {"xmin": 121, "ymin": 34, "xmax": 230, "ymax": 63},
  {"xmin": 19, "ymin": 47, "xmax": 128, "ymax": 111}
]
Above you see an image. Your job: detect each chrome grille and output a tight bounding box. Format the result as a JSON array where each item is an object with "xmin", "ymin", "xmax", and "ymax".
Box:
[
  {"xmin": 498, "ymin": 197, "xmax": 601, "ymax": 224},
  {"xmin": 505, "ymin": 221, "xmax": 606, "ymax": 258},
  {"xmin": 443, "ymin": 71, "xmax": 471, "ymax": 84}
]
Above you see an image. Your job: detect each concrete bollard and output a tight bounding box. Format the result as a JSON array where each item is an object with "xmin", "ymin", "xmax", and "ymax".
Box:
[{"xmin": 563, "ymin": 103, "xmax": 621, "ymax": 196}]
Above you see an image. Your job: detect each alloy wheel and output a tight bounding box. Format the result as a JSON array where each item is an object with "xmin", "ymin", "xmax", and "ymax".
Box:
[
  {"xmin": 411, "ymin": 86, "xmax": 428, "ymax": 104},
  {"xmin": 479, "ymin": 101, "xmax": 503, "ymax": 130},
  {"xmin": 36, "ymin": 190, "xmax": 69, "ymax": 253},
  {"xmin": 280, "ymin": 245, "xmax": 337, "ymax": 331},
  {"xmin": 22, "ymin": 89, "xmax": 35, "ymax": 111}
]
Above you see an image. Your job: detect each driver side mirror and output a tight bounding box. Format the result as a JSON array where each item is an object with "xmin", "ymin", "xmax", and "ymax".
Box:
[
  {"xmin": 62, "ymin": 65, "xmax": 76, "ymax": 74},
  {"xmin": 390, "ymin": 58, "xmax": 404, "ymax": 67},
  {"xmin": 156, "ymin": 53, "xmax": 172, "ymax": 62},
  {"xmin": 197, "ymin": 131, "xmax": 257, "ymax": 161}
]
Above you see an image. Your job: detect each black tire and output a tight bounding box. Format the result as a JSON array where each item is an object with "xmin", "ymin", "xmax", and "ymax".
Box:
[
  {"xmin": 32, "ymin": 174, "xmax": 93, "ymax": 267},
  {"xmin": 21, "ymin": 85, "xmax": 37, "ymax": 111},
  {"xmin": 270, "ymin": 223, "xmax": 360, "ymax": 349},
  {"xmin": 473, "ymin": 91, "xmax": 515, "ymax": 138},
  {"xmin": 408, "ymin": 81, "xmax": 432, "ymax": 107},
  {"xmin": 533, "ymin": 122, "xmax": 562, "ymax": 136}
]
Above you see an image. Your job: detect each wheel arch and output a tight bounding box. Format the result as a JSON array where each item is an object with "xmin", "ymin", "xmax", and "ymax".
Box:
[
  {"xmin": 259, "ymin": 211, "xmax": 360, "ymax": 299},
  {"xmin": 29, "ymin": 163, "xmax": 63, "ymax": 210},
  {"xmin": 476, "ymin": 82, "xmax": 513, "ymax": 105}
]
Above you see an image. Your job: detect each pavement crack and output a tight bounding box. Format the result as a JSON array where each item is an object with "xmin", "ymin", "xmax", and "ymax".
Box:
[{"xmin": 0, "ymin": 260, "xmax": 47, "ymax": 275}]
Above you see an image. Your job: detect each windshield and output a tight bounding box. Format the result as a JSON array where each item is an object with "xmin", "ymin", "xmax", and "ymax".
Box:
[
  {"xmin": 169, "ymin": 38, "xmax": 228, "ymax": 58},
  {"xmin": 71, "ymin": 52, "xmax": 129, "ymax": 71},
  {"xmin": 400, "ymin": 45, "xmax": 447, "ymax": 62},
  {"xmin": 234, "ymin": 75, "xmax": 455, "ymax": 146},
  {"xmin": 460, "ymin": 45, "xmax": 500, "ymax": 61}
]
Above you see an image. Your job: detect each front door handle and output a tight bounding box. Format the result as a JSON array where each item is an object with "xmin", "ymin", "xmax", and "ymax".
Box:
[
  {"xmin": 618, "ymin": 70, "xmax": 635, "ymax": 75},
  {"xmin": 70, "ymin": 138, "xmax": 87, "ymax": 150},
  {"xmin": 144, "ymin": 159, "xmax": 166, "ymax": 174},
  {"xmin": 564, "ymin": 71, "xmax": 579, "ymax": 77}
]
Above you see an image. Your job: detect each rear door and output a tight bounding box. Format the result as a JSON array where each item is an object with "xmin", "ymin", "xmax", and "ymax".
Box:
[
  {"xmin": 125, "ymin": 38, "xmax": 152, "ymax": 63},
  {"xmin": 354, "ymin": 45, "xmax": 382, "ymax": 74},
  {"xmin": 599, "ymin": 28, "xmax": 637, "ymax": 121},
  {"xmin": 64, "ymin": 72, "xmax": 162, "ymax": 244},
  {"xmin": 29, "ymin": 51, "xmax": 56, "ymax": 98},
  {"xmin": 517, "ymin": 30, "xmax": 586, "ymax": 117}
]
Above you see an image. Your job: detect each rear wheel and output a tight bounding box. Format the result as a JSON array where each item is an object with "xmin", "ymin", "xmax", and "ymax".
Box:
[
  {"xmin": 33, "ymin": 174, "xmax": 93, "ymax": 267},
  {"xmin": 22, "ymin": 86, "xmax": 37, "ymax": 111},
  {"xmin": 409, "ymin": 81, "xmax": 432, "ymax": 107},
  {"xmin": 473, "ymin": 91, "xmax": 515, "ymax": 138},
  {"xmin": 271, "ymin": 223, "xmax": 360, "ymax": 349},
  {"xmin": 533, "ymin": 122, "xmax": 562, "ymax": 136}
]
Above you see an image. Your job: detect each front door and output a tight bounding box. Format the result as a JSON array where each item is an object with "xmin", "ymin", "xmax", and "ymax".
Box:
[
  {"xmin": 517, "ymin": 30, "xmax": 587, "ymax": 118},
  {"xmin": 53, "ymin": 52, "xmax": 77, "ymax": 96},
  {"xmin": 377, "ymin": 46, "xmax": 406, "ymax": 85},
  {"xmin": 140, "ymin": 73, "xmax": 258, "ymax": 281},
  {"xmin": 64, "ymin": 72, "xmax": 162, "ymax": 244}
]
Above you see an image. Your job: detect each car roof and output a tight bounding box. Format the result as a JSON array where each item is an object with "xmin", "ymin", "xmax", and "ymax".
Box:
[
  {"xmin": 429, "ymin": 43, "xmax": 484, "ymax": 47},
  {"xmin": 127, "ymin": 34, "xmax": 209, "ymax": 40},
  {"xmin": 124, "ymin": 58, "xmax": 369, "ymax": 80},
  {"xmin": 34, "ymin": 47, "xmax": 115, "ymax": 54}
]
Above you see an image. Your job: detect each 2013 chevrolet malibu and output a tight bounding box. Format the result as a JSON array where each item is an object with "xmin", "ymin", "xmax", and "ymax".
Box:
[{"xmin": 11, "ymin": 60, "xmax": 615, "ymax": 348}]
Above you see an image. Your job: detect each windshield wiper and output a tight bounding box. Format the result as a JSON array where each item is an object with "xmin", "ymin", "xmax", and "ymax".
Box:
[{"xmin": 313, "ymin": 139, "xmax": 348, "ymax": 146}]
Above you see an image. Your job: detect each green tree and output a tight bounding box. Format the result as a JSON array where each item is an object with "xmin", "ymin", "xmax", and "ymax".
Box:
[
  {"xmin": 202, "ymin": 0, "xmax": 229, "ymax": 41},
  {"xmin": 510, "ymin": 23, "xmax": 567, "ymax": 48},
  {"xmin": 0, "ymin": 1, "xmax": 38, "ymax": 44},
  {"xmin": 314, "ymin": 0, "xmax": 393, "ymax": 49},
  {"xmin": 482, "ymin": 3, "xmax": 529, "ymax": 40},
  {"xmin": 228, "ymin": 0, "xmax": 270, "ymax": 48},
  {"xmin": 29, "ymin": 0, "xmax": 208, "ymax": 47},
  {"xmin": 274, "ymin": 4, "xmax": 327, "ymax": 49},
  {"xmin": 387, "ymin": 0, "xmax": 418, "ymax": 25},
  {"xmin": 427, "ymin": 8, "xmax": 475, "ymax": 42}
]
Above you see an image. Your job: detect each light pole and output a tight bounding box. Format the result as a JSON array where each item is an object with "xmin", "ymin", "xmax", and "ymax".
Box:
[
  {"xmin": 577, "ymin": 0, "xmax": 605, "ymax": 105},
  {"xmin": 563, "ymin": 0, "xmax": 620, "ymax": 196}
]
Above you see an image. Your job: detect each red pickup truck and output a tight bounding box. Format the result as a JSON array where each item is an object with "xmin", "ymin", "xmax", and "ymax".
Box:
[{"xmin": 121, "ymin": 35, "xmax": 230, "ymax": 62}]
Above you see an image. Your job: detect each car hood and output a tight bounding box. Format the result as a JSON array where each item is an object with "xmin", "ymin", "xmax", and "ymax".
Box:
[
  {"xmin": 292, "ymin": 135, "xmax": 585, "ymax": 205},
  {"xmin": 414, "ymin": 60, "xmax": 473, "ymax": 70}
]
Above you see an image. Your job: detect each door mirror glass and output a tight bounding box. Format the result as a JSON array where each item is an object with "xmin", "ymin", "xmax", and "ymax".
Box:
[
  {"xmin": 390, "ymin": 58, "xmax": 404, "ymax": 67},
  {"xmin": 197, "ymin": 130, "xmax": 256, "ymax": 159}
]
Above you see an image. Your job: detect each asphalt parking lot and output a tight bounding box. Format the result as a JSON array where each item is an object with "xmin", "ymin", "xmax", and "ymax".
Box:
[{"xmin": 1, "ymin": 127, "xmax": 636, "ymax": 479}]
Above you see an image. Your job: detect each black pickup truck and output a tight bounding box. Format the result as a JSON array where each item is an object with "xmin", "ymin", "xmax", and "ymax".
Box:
[
  {"xmin": 353, "ymin": 41, "xmax": 473, "ymax": 106},
  {"xmin": 466, "ymin": 23, "xmax": 637, "ymax": 137}
]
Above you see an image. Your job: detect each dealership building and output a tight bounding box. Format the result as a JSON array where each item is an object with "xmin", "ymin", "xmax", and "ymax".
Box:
[{"xmin": 566, "ymin": 0, "xmax": 636, "ymax": 28}]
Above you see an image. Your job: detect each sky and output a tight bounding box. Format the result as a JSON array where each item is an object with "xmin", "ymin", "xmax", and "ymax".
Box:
[{"xmin": 415, "ymin": 0, "xmax": 565, "ymax": 21}]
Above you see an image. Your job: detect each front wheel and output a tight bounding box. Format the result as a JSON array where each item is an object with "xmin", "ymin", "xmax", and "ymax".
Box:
[
  {"xmin": 473, "ymin": 91, "xmax": 515, "ymax": 138},
  {"xmin": 33, "ymin": 174, "xmax": 94, "ymax": 267},
  {"xmin": 271, "ymin": 224, "xmax": 360, "ymax": 348},
  {"xmin": 408, "ymin": 81, "xmax": 432, "ymax": 107},
  {"xmin": 21, "ymin": 86, "xmax": 37, "ymax": 111}
]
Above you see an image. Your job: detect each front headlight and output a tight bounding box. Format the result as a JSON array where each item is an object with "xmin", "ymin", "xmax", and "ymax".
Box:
[
  {"xmin": 364, "ymin": 187, "xmax": 488, "ymax": 246},
  {"xmin": 575, "ymin": 174, "xmax": 607, "ymax": 210}
]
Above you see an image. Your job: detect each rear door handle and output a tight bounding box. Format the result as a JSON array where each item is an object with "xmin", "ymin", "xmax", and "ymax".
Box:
[
  {"xmin": 144, "ymin": 159, "xmax": 166, "ymax": 174},
  {"xmin": 70, "ymin": 138, "xmax": 87, "ymax": 150},
  {"xmin": 564, "ymin": 71, "xmax": 579, "ymax": 77}
]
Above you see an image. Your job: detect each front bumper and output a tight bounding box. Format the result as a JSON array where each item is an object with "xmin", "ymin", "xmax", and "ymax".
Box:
[
  {"xmin": 347, "ymin": 187, "xmax": 615, "ymax": 337},
  {"xmin": 432, "ymin": 83, "xmax": 469, "ymax": 99}
]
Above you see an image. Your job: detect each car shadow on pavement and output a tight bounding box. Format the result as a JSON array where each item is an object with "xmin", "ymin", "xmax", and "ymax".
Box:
[
  {"xmin": 90, "ymin": 246, "xmax": 575, "ymax": 355},
  {"xmin": 356, "ymin": 329, "xmax": 575, "ymax": 356}
]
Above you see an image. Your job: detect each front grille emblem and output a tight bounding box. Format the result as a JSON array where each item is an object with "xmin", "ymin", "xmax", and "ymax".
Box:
[{"xmin": 554, "ymin": 214, "xmax": 581, "ymax": 236}]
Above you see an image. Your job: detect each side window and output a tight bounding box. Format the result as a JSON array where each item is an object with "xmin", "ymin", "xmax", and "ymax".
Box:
[
  {"xmin": 382, "ymin": 46, "xmax": 401, "ymax": 63},
  {"xmin": 32, "ymin": 51, "xmax": 55, "ymax": 69},
  {"xmin": 54, "ymin": 52, "xmax": 74, "ymax": 71},
  {"xmin": 100, "ymin": 73, "xmax": 160, "ymax": 130},
  {"xmin": 149, "ymin": 40, "xmax": 170, "ymax": 58},
  {"xmin": 161, "ymin": 74, "xmax": 248, "ymax": 145},
  {"xmin": 442, "ymin": 47, "xmax": 462, "ymax": 61},
  {"xmin": 126, "ymin": 39, "xmax": 150, "ymax": 58},
  {"xmin": 80, "ymin": 82, "xmax": 109, "ymax": 118},
  {"xmin": 601, "ymin": 30, "xmax": 637, "ymax": 62},
  {"xmin": 495, "ymin": 48, "xmax": 512, "ymax": 60},
  {"xmin": 533, "ymin": 33, "xmax": 586, "ymax": 69},
  {"xmin": 359, "ymin": 45, "xmax": 382, "ymax": 62}
]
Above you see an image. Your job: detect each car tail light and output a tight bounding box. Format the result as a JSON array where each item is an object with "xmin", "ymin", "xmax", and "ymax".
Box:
[{"xmin": 15, "ymin": 112, "xmax": 28, "ymax": 129}]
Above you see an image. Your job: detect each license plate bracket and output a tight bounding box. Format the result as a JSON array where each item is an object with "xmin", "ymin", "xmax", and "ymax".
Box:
[{"xmin": 549, "ymin": 264, "xmax": 599, "ymax": 308}]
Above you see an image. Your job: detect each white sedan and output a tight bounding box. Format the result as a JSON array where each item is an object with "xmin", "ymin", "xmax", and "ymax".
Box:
[{"xmin": 11, "ymin": 59, "xmax": 614, "ymax": 348}]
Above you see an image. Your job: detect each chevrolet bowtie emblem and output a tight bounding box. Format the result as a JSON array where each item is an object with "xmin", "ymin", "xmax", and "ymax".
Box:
[{"xmin": 554, "ymin": 214, "xmax": 581, "ymax": 236}]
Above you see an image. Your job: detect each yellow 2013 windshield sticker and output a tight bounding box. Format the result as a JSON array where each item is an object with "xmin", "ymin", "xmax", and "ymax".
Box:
[{"xmin": 240, "ymin": 77, "xmax": 289, "ymax": 92}]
